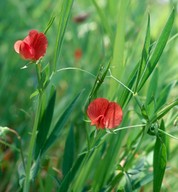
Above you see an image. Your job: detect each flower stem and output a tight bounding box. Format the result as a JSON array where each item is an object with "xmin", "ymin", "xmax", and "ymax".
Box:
[
  {"xmin": 23, "ymin": 63, "xmax": 43, "ymax": 192},
  {"xmin": 23, "ymin": 94, "xmax": 42, "ymax": 192}
]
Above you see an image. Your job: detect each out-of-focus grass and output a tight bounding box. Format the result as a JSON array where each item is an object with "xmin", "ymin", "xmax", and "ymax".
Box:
[{"xmin": 0, "ymin": 0, "xmax": 177, "ymax": 191}]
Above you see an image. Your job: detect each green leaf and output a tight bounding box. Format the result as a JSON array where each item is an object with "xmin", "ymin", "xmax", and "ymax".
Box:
[
  {"xmin": 138, "ymin": 8, "xmax": 175, "ymax": 91},
  {"xmin": 41, "ymin": 63, "xmax": 51, "ymax": 90},
  {"xmin": 34, "ymin": 86, "xmax": 56, "ymax": 159},
  {"xmin": 132, "ymin": 173, "xmax": 153, "ymax": 190},
  {"xmin": 30, "ymin": 155, "xmax": 41, "ymax": 181},
  {"xmin": 62, "ymin": 125, "xmax": 75, "ymax": 176},
  {"xmin": 146, "ymin": 67, "xmax": 158, "ymax": 105},
  {"xmin": 92, "ymin": 0, "xmax": 113, "ymax": 42},
  {"xmin": 153, "ymin": 120, "xmax": 167, "ymax": 192},
  {"xmin": 105, "ymin": 172, "xmax": 124, "ymax": 192},
  {"xmin": 134, "ymin": 14, "xmax": 151, "ymax": 92},
  {"xmin": 88, "ymin": 60, "xmax": 110, "ymax": 103},
  {"xmin": 119, "ymin": 14, "xmax": 150, "ymax": 106},
  {"xmin": 53, "ymin": 0, "xmax": 74, "ymax": 71},
  {"xmin": 44, "ymin": 16, "xmax": 56, "ymax": 34},
  {"xmin": 108, "ymin": 0, "xmax": 129, "ymax": 98},
  {"xmin": 59, "ymin": 153, "xmax": 86, "ymax": 192},
  {"xmin": 151, "ymin": 98, "xmax": 178, "ymax": 124},
  {"xmin": 124, "ymin": 172, "xmax": 133, "ymax": 192},
  {"xmin": 30, "ymin": 89, "xmax": 39, "ymax": 99},
  {"xmin": 156, "ymin": 80, "xmax": 177, "ymax": 111},
  {"xmin": 41, "ymin": 91, "xmax": 83, "ymax": 155}
]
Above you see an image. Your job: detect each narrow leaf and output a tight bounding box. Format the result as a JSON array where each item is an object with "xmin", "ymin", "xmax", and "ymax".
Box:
[
  {"xmin": 151, "ymin": 98, "xmax": 178, "ymax": 124},
  {"xmin": 92, "ymin": 0, "xmax": 113, "ymax": 42},
  {"xmin": 124, "ymin": 172, "xmax": 133, "ymax": 192},
  {"xmin": 135, "ymin": 14, "xmax": 151, "ymax": 92},
  {"xmin": 62, "ymin": 125, "xmax": 75, "ymax": 176},
  {"xmin": 41, "ymin": 91, "xmax": 83, "ymax": 155},
  {"xmin": 53, "ymin": 0, "xmax": 74, "ymax": 71},
  {"xmin": 34, "ymin": 86, "xmax": 56, "ymax": 159},
  {"xmin": 44, "ymin": 16, "xmax": 56, "ymax": 34},
  {"xmin": 59, "ymin": 153, "xmax": 85, "ymax": 192},
  {"xmin": 138, "ymin": 8, "xmax": 175, "ymax": 91},
  {"xmin": 156, "ymin": 80, "xmax": 176, "ymax": 111},
  {"xmin": 146, "ymin": 67, "xmax": 158, "ymax": 105},
  {"xmin": 153, "ymin": 120, "xmax": 167, "ymax": 192},
  {"xmin": 88, "ymin": 60, "xmax": 110, "ymax": 103},
  {"xmin": 133, "ymin": 173, "xmax": 153, "ymax": 190}
]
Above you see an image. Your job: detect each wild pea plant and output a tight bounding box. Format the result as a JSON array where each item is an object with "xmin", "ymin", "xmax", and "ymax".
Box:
[{"xmin": 0, "ymin": 0, "xmax": 177, "ymax": 191}]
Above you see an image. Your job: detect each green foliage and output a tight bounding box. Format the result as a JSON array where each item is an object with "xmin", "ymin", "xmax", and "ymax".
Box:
[
  {"xmin": 138, "ymin": 8, "xmax": 175, "ymax": 91},
  {"xmin": 41, "ymin": 91, "xmax": 83, "ymax": 155},
  {"xmin": 0, "ymin": 0, "xmax": 177, "ymax": 192},
  {"xmin": 62, "ymin": 125, "xmax": 75, "ymax": 176},
  {"xmin": 34, "ymin": 86, "xmax": 56, "ymax": 159},
  {"xmin": 153, "ymin": 120, "xmax": 167, "ymax": 192}
]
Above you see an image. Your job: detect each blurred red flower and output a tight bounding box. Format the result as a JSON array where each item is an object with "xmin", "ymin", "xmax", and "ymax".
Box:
[
  {"xmin": 74, "ymin": 48, "xmax": 82, "ymax": 60},
  {"xmin": 73, "ymin": 13, "xmax": 89, "ymax": 23},
  {"xmin": 87, "ymin": 98, "xmax": 123, "ymax": 129},
  {"xmin": 14, "ymin": 30, "xmax": 48, "ymax": 61}
]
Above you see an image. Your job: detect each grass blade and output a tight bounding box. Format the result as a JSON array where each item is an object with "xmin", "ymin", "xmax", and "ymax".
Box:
[
  {"xmin": 53, "ymin": 0, "xmax": 74, "ymax": 72},
  {"xmin": 108, "ymin": 0, "xmax": 129, "ymax": 98},
  {"xmin": 92, "ymin": 0, "xmax": 113, "ymax": 42},
  {"xmin": 138, "ymin": 8, "xmax": 175, "ymax": 91},
  {"xmin": 34, "ymin": 86, "xmax": 56, "ymax": 159},
  {"xmin": 62, "ymin": 125, "xmax": 75, "ymax": 176},
  {"xmin": 151, "ymin": 98, "xmax": 178, "ymax": 124},
  {"xmin": 41, "ymin": 91, "xmax": 83, "ymax": 155},
  {"xmin": 156, "ymin": 80, "xmax": 177, "ymax": 111},
  {"xmin": 153, "ymin": 120, "xmax": 167, "ymax": 192},
  {"xmin": 59, "ymin": 153, "xmax": 86, "ymax": 192},
  {"xmin": 134, "ymin": 14, "xmax": 151, "ymax": 92}
]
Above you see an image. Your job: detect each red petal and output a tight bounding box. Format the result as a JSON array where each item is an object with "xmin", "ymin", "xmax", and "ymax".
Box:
[
  {"xmin": 104, "ymin": 102, "xmax": 123, "ymax": 129},
  {"xmin": 24, "ymin": 30, "xmax": 39, "ymax": 45},
  {"xmin": 14, "ymin": 40, "xmax": 23, "ymax": 53},
  {"xmin": 33, "ymin": 32, "xmax": 48, "ymax": 60},
  {"xmin": 91, "ymin": 115, "xmax": 105, "ymax": 129},
  {"xmin": 19, "ymin": 42, "xmax": 35, "ymax": 60},
  {"xmin": 24, "ymin": 30, "xmax": 48, "ymax": 60},
  {"xmin": 87, "ymin": 98, "xmax": 109, "ymax": 127}
]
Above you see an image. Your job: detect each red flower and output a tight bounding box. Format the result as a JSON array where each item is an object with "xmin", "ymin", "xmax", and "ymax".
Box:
[
  {"xmin": 87, "ymin": 98, "xmax": 123, "ymax": 129},
  {"xmin": 74, "ymin": 48, "xmax": 82, "ymax": 60},
  {"xmin": 73, "ymin": 13, "xmax": 89, "ymax": 23},
  {"xmin": 14, "ymin": 30, "xmax": 48, "ymax": 61}
]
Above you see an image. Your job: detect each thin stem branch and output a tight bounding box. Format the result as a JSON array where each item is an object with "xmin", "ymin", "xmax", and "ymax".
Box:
[
  {"xmin": 113, "ymin": 124, "xmax": 146, "ymax": 133},
  {"xmin": 1, "ymin": 127, "xmax": 26, "ymax": 171},
  {"xmin": 158, "ymin": 128, "xmax": 178, "ymax": 140},
  {"xmin": 57, "ymin": 67, "xmax": 96, "ymax": 77},
  {"xmin": 23, "ymin": 63, "xmax": 43, "ymax": 192},
  {"xmin": 23, "ymin": 94, "xmax": 42, "ymax": 192},
  {"xmin": 0, "ymin": 139, "xmax": 20, "ymax": 152},
  {"xmin": 108, "ymin": 70, "xmax": 135, "ymax": 95}
]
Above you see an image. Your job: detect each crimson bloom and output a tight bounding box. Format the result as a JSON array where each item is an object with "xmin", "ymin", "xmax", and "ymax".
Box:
[
  {"xmin": 74, "ymin": 48, "xmax": 82, "ymax": 60},
  {"xmin": 14, "ymin": 30, "xmax": 48, "ymax": 61},
  {"xmin": 87, "ymin": 98, "xmax": 123, "ymax": 129}
]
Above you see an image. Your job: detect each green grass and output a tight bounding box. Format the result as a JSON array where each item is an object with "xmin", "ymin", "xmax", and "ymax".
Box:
[{"xmin": 0, "ymin": 0, "xmax": 178, "ymax": 191}]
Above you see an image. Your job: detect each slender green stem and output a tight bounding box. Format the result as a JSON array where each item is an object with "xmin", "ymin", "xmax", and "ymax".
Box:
[
  {"xmin": 158, "ymin": 128, "xmax": 178, "ymax": 140},
  {"xmin": 0, "ymin": 139, "xmax": 20, "ymax": 152},
  {"xmin": 108, "ymin": 71, "xmax": 134, "ymax": 95},
  {"xmin": 57, "ymin": 67, "xmax": 96, "ymax": 77},
  {"xmin": 23, "ymin": 94, "xmax": 42, "ymax": 192},
  {"xmin": 113, "ymin": 124, "xmax": 146, "ymax": 133},
  {"xmin": 23, "ymin": 63, "xmax": 43, "ymax": 192},
  {"xmin": 19, "ymin": 140, "xmax": 26, "ymax": 172},
  {"xmin": 1, "ymin": 127, "xmax": 26, "ymax": 171},
  {"xmin": 36, "ymin": 63, "xmax": 42, "ymax": 91}
]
